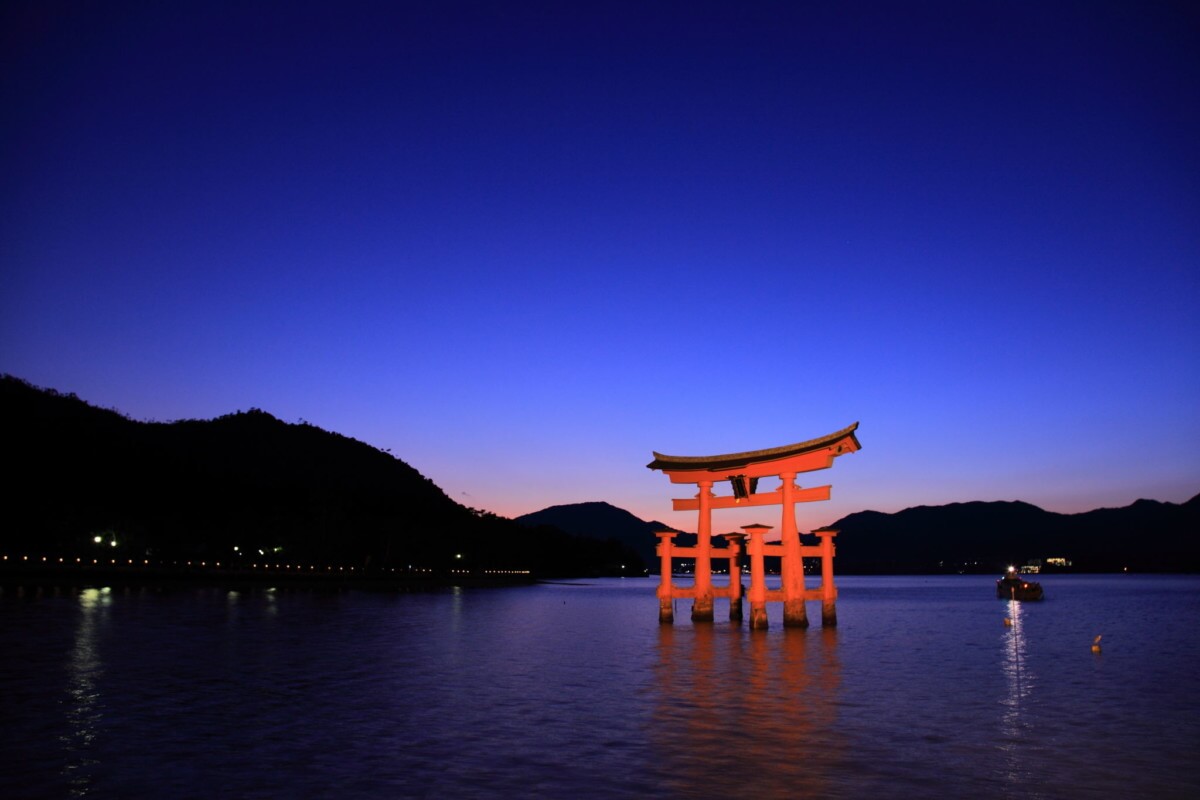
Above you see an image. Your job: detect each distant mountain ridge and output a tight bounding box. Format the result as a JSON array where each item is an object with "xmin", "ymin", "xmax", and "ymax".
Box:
[
  {"xmin": 0, "ymin": 375, "xmax": 643, "ymax": 577},
  {"xmin": 518, "ymin": 494, "xmax": 1199, "ymax": 573},
  {"xmin": 832, "ymin": 496, "xmax": 1199, "ymax": 572},
  {"xmin": 514, "ymin": 501, "xmax": 680, "ymax": 567},
  {"xmin": 5, "ymin": 374, "xmax": 1194, "ymax": 576}
]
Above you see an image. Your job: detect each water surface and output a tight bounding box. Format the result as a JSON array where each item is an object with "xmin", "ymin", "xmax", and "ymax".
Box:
[{"xmin": 2, "ymin": 575, "xmax": 1197, "ymax": 798}]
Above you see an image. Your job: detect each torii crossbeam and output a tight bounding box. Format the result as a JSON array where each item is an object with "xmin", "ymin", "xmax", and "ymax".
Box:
[{"xmin": 647, "ymin": 423, "xmax": 861, "ymax": 629}]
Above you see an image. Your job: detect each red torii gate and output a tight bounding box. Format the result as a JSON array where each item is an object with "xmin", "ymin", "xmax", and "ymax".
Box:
[{"xmin": 647, "ymin": 423, "xmax": 861, "ymax": 629}]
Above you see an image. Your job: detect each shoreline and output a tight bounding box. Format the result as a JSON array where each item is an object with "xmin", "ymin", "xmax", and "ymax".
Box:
[{"xmin": 0, "ymin": 561, "xmax": 543, "ymax": 591}]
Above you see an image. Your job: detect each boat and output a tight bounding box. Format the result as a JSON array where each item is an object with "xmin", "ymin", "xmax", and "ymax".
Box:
[{"xmin": 997, "ymin": 571, "xmax": 1044, "ymax": 601}]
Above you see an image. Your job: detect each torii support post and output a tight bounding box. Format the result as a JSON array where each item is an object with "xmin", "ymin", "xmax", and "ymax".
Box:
[
  {"xmin": 725, "ymin": 532, "xmax": 746, "ymax": 622},
  {"xmin": 816, "ymin": 527, "xmax": 838, "ymax": 627},
  {"xmin": 656, "ymin": 531, "xmax": 675, "ymax": 624},
  {"xmin": 744, "ymin": 524, "xmax": 771, "ymax": 630}
]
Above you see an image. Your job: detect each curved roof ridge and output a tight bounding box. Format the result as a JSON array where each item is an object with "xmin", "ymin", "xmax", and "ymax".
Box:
[{"xmin": 647, "ymin": 422, "xmax": 859, "ymax": 470}]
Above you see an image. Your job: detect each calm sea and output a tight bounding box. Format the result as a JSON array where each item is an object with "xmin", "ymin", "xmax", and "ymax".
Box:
[{"xmin": 2, "ymin": 574, "xmax": 1198, "ymax": 799}]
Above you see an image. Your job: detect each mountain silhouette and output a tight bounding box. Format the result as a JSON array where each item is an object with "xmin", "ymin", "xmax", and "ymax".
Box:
[
  {"xmin": 515, "ymin": 501, "xmax": 680, "ymax": 567},
  {"xmin": 517, "ymin": 494, "xmax": 1199, "ymax": 574},
  {"xmin": 832, "ymin": 497, "xmax": 1199, "ymax": 572},
  {"xmin": 5, "ymin": 373, "xmax": 1193, "ymax": 576},
  {"xmin": 0, "ymin": 375, "xmax": 642, "ymax": 578}
]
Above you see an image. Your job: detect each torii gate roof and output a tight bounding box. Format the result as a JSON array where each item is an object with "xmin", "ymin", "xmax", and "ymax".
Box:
[{"xmin": 647, "ymin": 422, "xmax": 860, "ymax": 476}]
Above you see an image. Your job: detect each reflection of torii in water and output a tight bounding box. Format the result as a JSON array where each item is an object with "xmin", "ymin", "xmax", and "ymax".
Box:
[{"xmin": 647, "ymin": 423, "xmax": 861, "ymax": 629}]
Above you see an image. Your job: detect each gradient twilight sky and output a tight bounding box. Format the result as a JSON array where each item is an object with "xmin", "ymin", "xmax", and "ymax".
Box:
[{"xmin": 3, "ymin": 1, "xmax": 1197, "ymax": 532}]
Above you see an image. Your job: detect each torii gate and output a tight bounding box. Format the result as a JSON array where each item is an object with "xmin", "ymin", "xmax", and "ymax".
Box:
[{"xmin": 647, "ymin": 423, "xmax": 860, "ymax": 629}]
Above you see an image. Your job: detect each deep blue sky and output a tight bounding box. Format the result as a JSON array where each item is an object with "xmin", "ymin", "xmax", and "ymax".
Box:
[{"xmin": 3, "ymin": 1, "xmax": 1197, "ymax": 530}]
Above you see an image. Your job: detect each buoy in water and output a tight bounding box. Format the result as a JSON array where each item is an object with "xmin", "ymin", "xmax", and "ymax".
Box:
[
  {"xmin": 1091, "ymin": 635, "xmax": 1102, "ymax": 654},
  {"xmin": 1004, "ymin": 617, "xmax": 1013, "ymax": 627}
]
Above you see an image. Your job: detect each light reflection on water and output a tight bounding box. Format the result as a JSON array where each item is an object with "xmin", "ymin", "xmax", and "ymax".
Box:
[
  {"xmin": 1, "ymin": 575, "xmax": 1198, "ymax": 798},
  {"xmin": 651, "ymin": 623, "xmax": 844, "ymax": 798},
  {"xmin": 999, "ymin": 596, "xmax": 1033, "ymax": 788},
  {"xmin": 62, "ymin": 587, "xmax": 111, "ymax": 796}
]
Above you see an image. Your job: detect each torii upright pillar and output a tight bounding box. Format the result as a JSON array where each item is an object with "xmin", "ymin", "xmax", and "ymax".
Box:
[
  {"xmin": 779, "ymin": 471, "xmax": 808, "ymax": 628},
  {"xmin": 691, "ymin": 480, "xmax": 714, "ymax": 622}
]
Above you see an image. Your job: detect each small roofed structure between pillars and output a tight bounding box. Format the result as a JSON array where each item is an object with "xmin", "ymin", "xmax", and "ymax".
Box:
[{"xmin": 647, "ymin": 424, "xmax": 861, "ymax": 629}]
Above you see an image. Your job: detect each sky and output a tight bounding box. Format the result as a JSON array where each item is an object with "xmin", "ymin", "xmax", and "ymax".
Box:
[{"xmin": 3, "ymin": 1, "xmax": 1198, "ymax": 533}]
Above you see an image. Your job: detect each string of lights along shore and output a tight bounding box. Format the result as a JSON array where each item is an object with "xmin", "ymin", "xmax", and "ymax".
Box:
[{"xmin": 648, "ymin": 424, "xmax": 861, "ymax": 629}]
